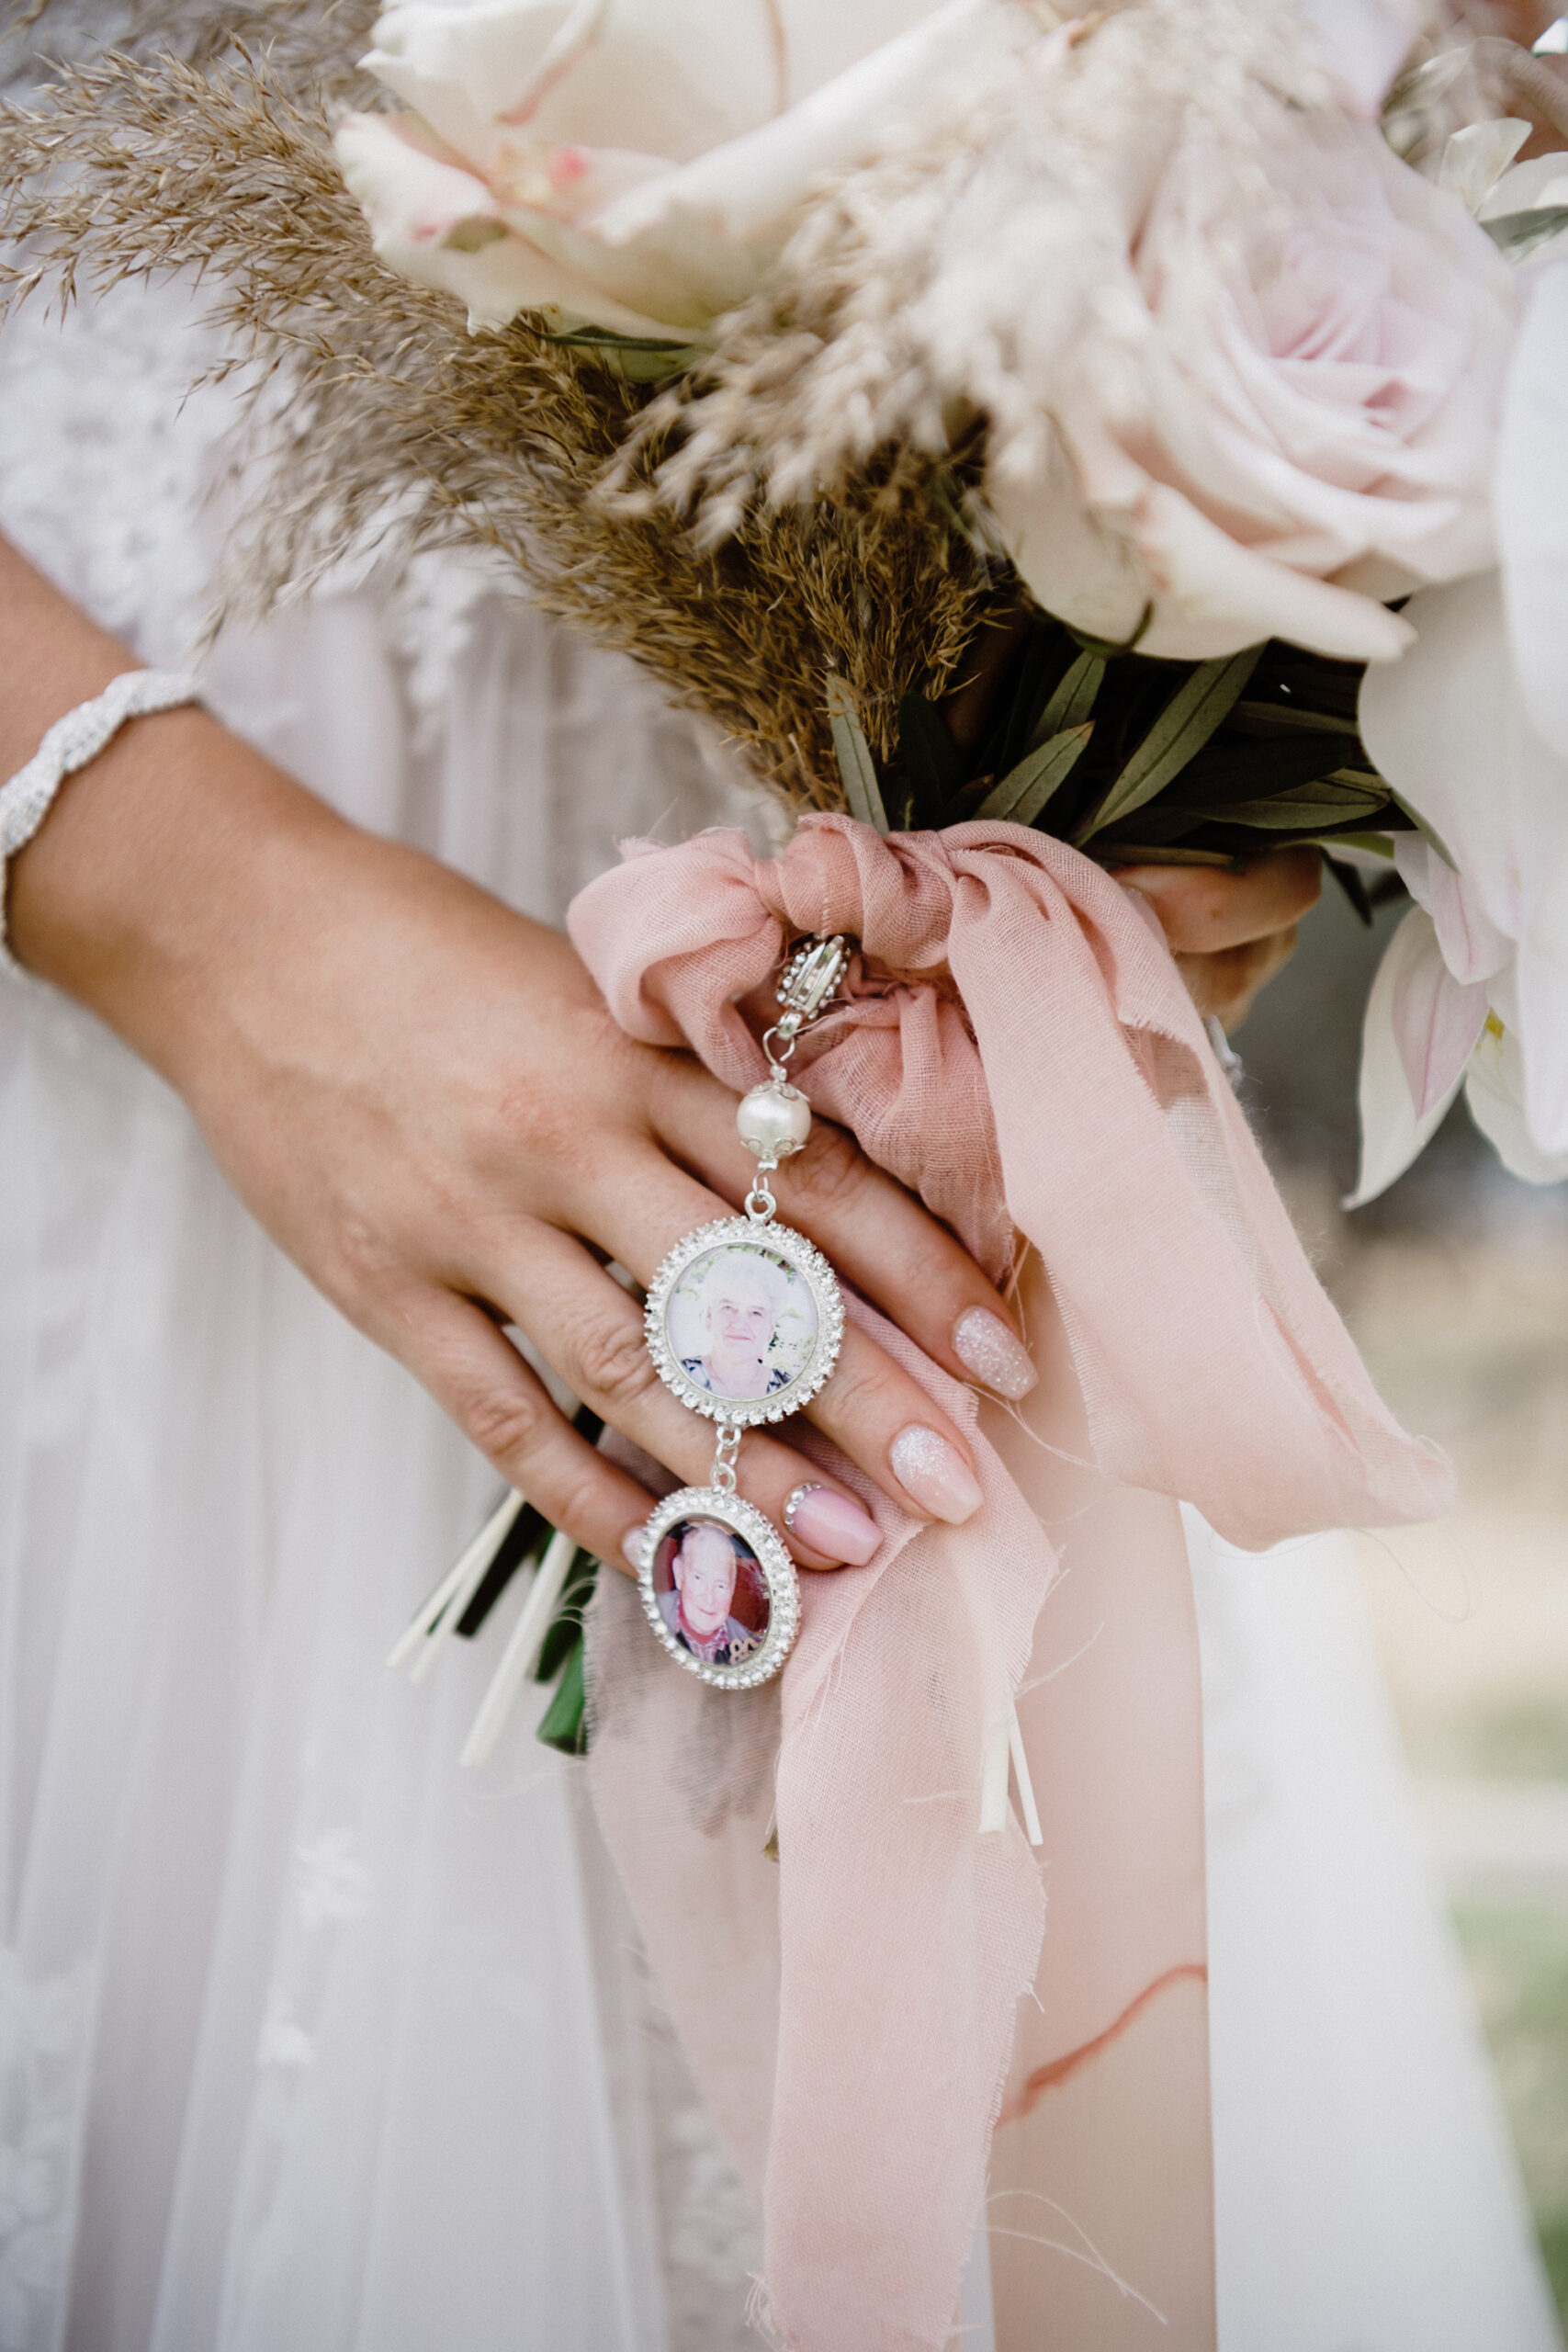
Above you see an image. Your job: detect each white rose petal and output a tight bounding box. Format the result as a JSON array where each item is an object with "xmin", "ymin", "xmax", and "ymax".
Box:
[
  {"xmin": 335, "ymin": 112, "xmax": 689, "ymax": 334},
  {"xmin": 591, "ymin": 0, "xmax": 1031, "ymax": 254},
  {"xmin": 350, "ymin": 0, "xmax": 975, "ymax": 342},
  {"xmin": 366, "ymin": 0, "xmax": 783, "ymax": 170}
]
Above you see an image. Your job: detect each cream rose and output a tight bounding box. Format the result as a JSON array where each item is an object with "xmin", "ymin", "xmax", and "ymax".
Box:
[
  {"xmin": 336, "ymin": 0, "xmax": 1033, "ymax": 341},
  {"xmin": 987, "ymin": 95, "xmax": 1518, "ymax": 664}
]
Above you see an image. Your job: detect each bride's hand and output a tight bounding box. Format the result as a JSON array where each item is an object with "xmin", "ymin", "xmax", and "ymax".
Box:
[
  {"xmin": 4, "ymin": 547, "xmax": 1033, "ymax": 1578},
  {"xmin": 4, "ymin": 542, "xmax": 1316, "ymax": 1577},
  {"xmin": 1111, "ymin": 849, "xmax": 1322, "ymax": 1033}
]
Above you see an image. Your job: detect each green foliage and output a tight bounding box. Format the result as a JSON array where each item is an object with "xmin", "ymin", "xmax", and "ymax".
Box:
[
  {"xmin": 976, "ymin": 724, "xmax": 1093, "ymax": 824},
  {"xmin": 536, "ymin": 1638, "xmax": 590, "ymax": 1757},
  {"xmin": 1075, "ymin": 647, "xmax": 1262, "ymax": 841},
  {"xmin": 828, "ymin": 674, "xmax": 891, "ymax": 834},
  {"xmin": 885, "ymin": 613, "xmax": 1411, "ymax": 869}
]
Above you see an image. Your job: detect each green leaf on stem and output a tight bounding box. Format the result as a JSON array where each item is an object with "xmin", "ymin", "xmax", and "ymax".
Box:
[
  {"xmin": 1186, "ymin": 783, "xmax": 1388, "ymax": 829},
  {"xmin": 536, "ymin": 1637, "xmax": 589, "ymax": 1756},
  {"xmin": 977, "ymin": 723, "xmax": 1094, "ymax": 824},
  {"xmin": 827, "ymin": 673, "xmax": 890, "ymax": 834},
  {"xmin": 1076, "ymin": 645, "xmax": 1264, "ymax": 841},
  {"xmin": 1031, "ymin": 650, "xmax": 1105, "ymax": 746},
  {"xmin": 1227, "ymin": 701, "xmax": 1362, "ymax": 738}
]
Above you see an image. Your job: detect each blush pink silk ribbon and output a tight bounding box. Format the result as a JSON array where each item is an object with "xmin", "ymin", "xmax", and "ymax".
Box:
[{"xmin": 568, "ymin": 816, "xmax": 1450, "ymax": 2351}]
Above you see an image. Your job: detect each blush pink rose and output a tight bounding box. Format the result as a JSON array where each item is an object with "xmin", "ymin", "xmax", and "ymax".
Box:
[{"xmin": 988, "ymin": 100, "xmax": 1517, "ymax": 663}]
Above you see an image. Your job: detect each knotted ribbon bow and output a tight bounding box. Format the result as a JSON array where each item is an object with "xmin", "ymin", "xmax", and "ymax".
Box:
[{"xmin": 568, "ymin": 815, "xmax": 1450, "ymax": 2350}]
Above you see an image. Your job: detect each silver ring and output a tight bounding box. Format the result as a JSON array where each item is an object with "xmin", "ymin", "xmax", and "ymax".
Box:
[{"xmin": 782, "ymin": 1482, "xmax": 825, "ymax": 1534}]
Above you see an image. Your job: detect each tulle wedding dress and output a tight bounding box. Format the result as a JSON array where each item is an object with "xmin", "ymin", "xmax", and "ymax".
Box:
[{"xmin": 0, "ymin": 261, "xmax": 1559, "ymax": 2352}]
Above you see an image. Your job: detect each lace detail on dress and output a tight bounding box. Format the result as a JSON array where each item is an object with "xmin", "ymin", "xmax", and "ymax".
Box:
[
  {"xmin": 0, "ymin": 1951, "xmax": 95, "ymax": 2352},
  {"xmin": 0, "ymin": 278, "xmax": 233, "ymax": 671}
]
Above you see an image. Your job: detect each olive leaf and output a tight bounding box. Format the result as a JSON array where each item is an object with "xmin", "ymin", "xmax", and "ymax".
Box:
[
  {"xmin": 827, "ymin": 673, "xmax": 890, "ymax": 834},
  {"xmin": 1192, "ymin": 784, "xmax": 1388, "ymax": 829},
  {"xmin": 1031, "ymin": 650, "xmax": 1104, "ymax": 746},
  {"xmin": 977, "ymin": 722, "xmax": 1094, "ymax": 824},
  {"xmin": 1158, "ymin": 735, "xmax": 1366, "ymax": 806},
  {"xmin": 1075, "ymin": 646, "xmax": 1263, "ymax": 841},
  {"xmin": 1226, "ymin": 700, "xmax": 1362, "ymax": 738}
]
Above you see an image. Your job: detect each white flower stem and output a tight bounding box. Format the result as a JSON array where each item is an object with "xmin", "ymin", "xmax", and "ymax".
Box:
[
  {"xmin": 460, "ymin": 1529, "xmax": 580, "ymax": 1770},
  {"xmin": 386, "ymin": 1487, "xmax": 525, "ymax": 1673}
]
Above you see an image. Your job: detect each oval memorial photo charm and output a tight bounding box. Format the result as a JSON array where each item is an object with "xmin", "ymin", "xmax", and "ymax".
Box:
[
  {"xmin": 637, "ymin": 1488, "xmax": 800, "ymax": 1689},
  {"xmin": 644, "ymin": 1218, "xmax": 844, "ymax": 1427}
]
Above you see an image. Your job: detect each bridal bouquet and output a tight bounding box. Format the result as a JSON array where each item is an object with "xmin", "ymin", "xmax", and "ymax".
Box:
[{"xmin": 6, "ymin": 2, "xmax": 1568, "ymax": 2343}]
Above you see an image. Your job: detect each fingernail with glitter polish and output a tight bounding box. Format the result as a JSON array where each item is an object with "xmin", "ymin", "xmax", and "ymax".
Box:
[
  {"xmin": 952, "ymin": 1306, "xmax": 1036, "ymax": 1399},
  {"xmin": 622, "ymin": 1526, "xmax": 649, "ymax": 1573},
  {"xmin": 889, "ymin": 1426, "xmax": 984, "ymax": 1525},
  {"xmin": 786, "ymin": 1484, "xmax": 882, "ymax": 1566}
]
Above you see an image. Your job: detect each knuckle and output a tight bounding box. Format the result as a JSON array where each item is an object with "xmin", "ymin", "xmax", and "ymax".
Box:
[
  {"xmin": 327, "ymin": 1212, "xmax": 409, "ymax": 1325},
  {"xmin": 809, "ymin": 1349, "xmax": 888, "ymax": 1436},
  {"xmin": 783, "ymin": 1118, "xmax": 867, "ymax": 1215},
  {"xmin": 461, "ymin": 1381, "xmax": 551, "ymax": 1467},
  {"xmin": 333, "ymin": 1210, "xmax": 396, "ymax": 1292},
  {"xmin": 549, "ymin": 1466, "xmax": 617, "ymax": 1547},
  {"xmin": 562, "ymin": 1309, "xmax": 660, "ymax": 1415}
]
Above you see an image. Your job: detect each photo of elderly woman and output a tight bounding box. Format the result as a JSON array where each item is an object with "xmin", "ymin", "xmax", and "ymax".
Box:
[
  {"xmin": 653, "ymin": 1520, "xmax": 769, "ymax": 1668},
  {"xmin": 665, "ymin": 1243, "xmax": 818, "ymax": 1405}
]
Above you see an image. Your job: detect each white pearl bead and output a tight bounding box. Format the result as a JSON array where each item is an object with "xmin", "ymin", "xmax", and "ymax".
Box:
[{"xmin": 738, "ymin": 1082, "xmax": 812, "ymax": 1159}]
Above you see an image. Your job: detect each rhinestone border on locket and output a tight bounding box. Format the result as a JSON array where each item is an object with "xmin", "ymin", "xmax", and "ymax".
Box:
[
  {"xmin": 637, "ymin": 1487, "xmax": 800, "ymax": 1689},
  {"xmin": 643, "ymin": 1216, "xmax": 844, "ymax": 1428}
]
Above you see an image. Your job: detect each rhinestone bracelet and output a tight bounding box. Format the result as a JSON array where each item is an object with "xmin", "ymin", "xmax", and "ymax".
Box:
[{"xmin": 0, "ymin": 669, "xmax": 202, "ymax": 978}]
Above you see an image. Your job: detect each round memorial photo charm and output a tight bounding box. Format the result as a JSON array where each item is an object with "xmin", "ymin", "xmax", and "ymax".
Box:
[
  {"xmin": 645, "ymin": 1218, "xmax": 843, "ymax": 1426},
  {"xmin": 638, "ymin": 1489, "xmax": 800, "ymax": 1689}
]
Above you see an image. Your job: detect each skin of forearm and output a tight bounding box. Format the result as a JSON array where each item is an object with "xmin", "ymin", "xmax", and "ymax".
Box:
[{"xmin": 1, "ymin": 532, "xmax": 387, "ymax": 1086}]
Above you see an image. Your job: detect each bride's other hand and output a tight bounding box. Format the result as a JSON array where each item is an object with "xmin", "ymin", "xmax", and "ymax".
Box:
[
  {"xmin": 2, "ymin": 541, "xmax": 1028, "ymax": 1579},
  {"xmin": 1111, "ymin": 848, "xmax": 1323, "ymax": 1033}
]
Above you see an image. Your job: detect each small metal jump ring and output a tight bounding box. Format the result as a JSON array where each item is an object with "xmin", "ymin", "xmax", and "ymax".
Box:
[{"xmin": 711, "ymin": 1423, "xmax": 743, "ymax": 1494}]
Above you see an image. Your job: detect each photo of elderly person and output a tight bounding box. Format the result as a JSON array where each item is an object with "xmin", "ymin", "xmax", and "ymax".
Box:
[
  {"xmin": 668, "ymin": 1244, "xmax": 817, "ymax": 1403},
  {"xmin": 655, "ymin": 1520, "xmax": 767, "ymax": 1668}
]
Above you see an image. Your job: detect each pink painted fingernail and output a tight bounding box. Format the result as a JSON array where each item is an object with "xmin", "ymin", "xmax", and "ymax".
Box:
[
  {"xmin": 784, "ymin": 1483, "xmax": 881, "ymax": 1566},
  {"xmin": 889, "ymin": 1426, "xmax": 984, "ymax": 1525},
  {"xmin": 952, "ymin": 1306, "xmax": 1036, "ymax": 1400},
  {"xmin": 622, "ymin": 1526, "xmax": 648, "ymax": 1573}
]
